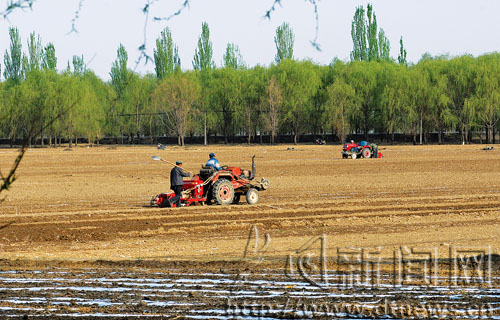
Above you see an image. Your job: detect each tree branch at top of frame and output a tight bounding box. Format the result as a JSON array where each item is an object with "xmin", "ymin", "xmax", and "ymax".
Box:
[
  {"xmin": 0, "ymin": 0, "xmax": 34, "ymax": 19},
  {"xmin": 265, "ymin": 0, "xmax": 321, "ymax": 51}
]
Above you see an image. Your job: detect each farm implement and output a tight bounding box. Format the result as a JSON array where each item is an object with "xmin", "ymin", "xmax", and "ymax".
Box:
[
  {"xmin": 342, "ymin": 141, "xmax": 383, "ymax": 159},
  {"xmin": 151, "ymin": 155, "xmax": 270, "ymax": 207}
]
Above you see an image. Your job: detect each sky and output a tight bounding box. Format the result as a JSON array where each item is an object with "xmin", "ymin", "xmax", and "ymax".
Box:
[{"xmin": 1, "ymin": 0, "xmax": 500, "ymax": 81}]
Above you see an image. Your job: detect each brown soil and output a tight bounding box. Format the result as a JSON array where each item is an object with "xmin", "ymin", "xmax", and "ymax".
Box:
[
  {"xmin": 1, "ymin": 144, "xmax": 499, "ymax": 263},
  {"xmin": 1, "ymin": 144, "xmax": 500, "ymax": 318}
]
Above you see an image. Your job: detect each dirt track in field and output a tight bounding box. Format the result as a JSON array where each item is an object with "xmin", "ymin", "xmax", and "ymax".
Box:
[{"xmin": 1, "ymin": 144, "xmax": 500, "ymax": 318}]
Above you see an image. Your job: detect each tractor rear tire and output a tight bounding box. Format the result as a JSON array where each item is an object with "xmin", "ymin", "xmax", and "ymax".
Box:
[
  {"xmin": 246, "ymin": 188, "xmax": 259, "ymax": 205},
  {"xmin": 351, "ymin": 153, "xmax": 357, "ymax": 159},
  {"xmin": 362, "ymin": 148, "xmax": 371, "ymax": 158},
  {"xmin": 212, "ymin": 179, "xmax": 234, "ymax": 205}
]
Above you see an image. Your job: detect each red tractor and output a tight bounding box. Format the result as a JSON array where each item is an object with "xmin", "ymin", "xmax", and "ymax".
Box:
[
  {"xmin": 342, "ymin": 141, "xmax": 383, "ymax": 159},
  {"xmin": 151, "ymin": 156, "xmax": 270, "ymax": 207}
]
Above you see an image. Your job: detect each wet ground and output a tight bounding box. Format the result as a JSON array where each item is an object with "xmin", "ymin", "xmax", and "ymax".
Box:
[{"xmin": 0, "ymin": 260, "xmax": 498, "ymax": 319}]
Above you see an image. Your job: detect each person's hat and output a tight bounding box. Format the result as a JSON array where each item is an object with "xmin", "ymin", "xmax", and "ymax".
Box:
[
  {"xmin": 209, "ymin": 153, "xmax": 215, "ymax": 157},
  {"xmin": 176, "ymin": 160, "xmax": 182, "ymax": 165}
]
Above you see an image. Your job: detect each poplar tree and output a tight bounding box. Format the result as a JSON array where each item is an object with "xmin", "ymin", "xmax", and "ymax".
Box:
[
  {"xmin": 26, "ymin": 32, "xmax": 43, "ymax": 73},
  {"xmin": 192, "ymin": 22, "xmax": 214, "ymax": 70},
  {"xmin": 350, "ymin": 6, "xmax": 367, "ymax": 61},
  {"xmin": 42, "ymin": 43, "xmax": 57, "ymax": 70},
  {"xmin": 72, "ymin": 55, "xmax": 85, "ymax": 76},
  {"xmin": 351, "ymin": 4, "xmax": 391, "ymax": 62},
  {"xmin": 223, "ymin": 43, "xmax": 246, "ymax": 70},
  {"xmin": 3, "ymin": 27, "xmax": 23, "ymax": 82},
  {"xmin": 153, "ymin": 27, "xmax": 180, "ymax": 80},
  {"xmin": 398, "ymin": 36, "xmax": 407, "ymax": 66},
  {"xmin": 110, "ymin": 44, "xmax": 129, "ymax": 97},
  {"xmin": 274, "ymin": 22, "xmax": 294, "ymax": 64}
]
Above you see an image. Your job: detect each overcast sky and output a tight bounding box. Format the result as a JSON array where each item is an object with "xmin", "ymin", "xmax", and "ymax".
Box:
[{"xmin": 1, "ymin": 0, "xmax": 500, "ymax": 80}]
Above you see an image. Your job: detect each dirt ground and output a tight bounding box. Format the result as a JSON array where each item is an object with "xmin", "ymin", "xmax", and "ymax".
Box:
[
  {"xmin": 0, "ymin": 144, "xmax": 499, "ymax": 263},
  {"xmin": 0, "ymin": 143, "xmax": 499, "ymax": 318}
]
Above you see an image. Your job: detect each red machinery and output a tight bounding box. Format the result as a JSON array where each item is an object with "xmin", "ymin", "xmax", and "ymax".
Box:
[
  {"xmin": 151, "ymin": 156, "xmax": 270, "ymax": 207},
  {"xmin": 342, "ymin": 141, "xmax": 383, "ymax": 159}
]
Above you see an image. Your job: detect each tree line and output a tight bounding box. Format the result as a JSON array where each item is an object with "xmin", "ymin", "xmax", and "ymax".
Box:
[{"xmin": 1, "ymin": 5, "xmax": 500, "ymax": 147}]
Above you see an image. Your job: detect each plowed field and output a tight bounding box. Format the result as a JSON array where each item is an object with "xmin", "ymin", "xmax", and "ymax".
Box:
[{"xmin": 0, "ymin": 144, "xmax": 499, "ymax": 318}]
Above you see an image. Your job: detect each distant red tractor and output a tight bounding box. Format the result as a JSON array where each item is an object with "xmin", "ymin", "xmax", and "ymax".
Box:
[
  {"xmin": 342, "ymin": 141, "xmax": 383, "ymax": 159},
  {"xmin": 151, "ymin": 156, "xmax": 270, "ymax": 207}
]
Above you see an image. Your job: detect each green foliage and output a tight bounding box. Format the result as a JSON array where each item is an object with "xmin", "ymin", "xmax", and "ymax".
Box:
[
  {"xmin": 72, "ymin": 55, "xmax": 85, "ymax": 76},
  {"xmin": 206, "ymin": 67, "xmax": 243, "ymax": 143},
  {"xmin": 154, "ymin": 27, "xmax": 181, "ymax": 80},
  {"xmin": 350, "ymin": 4, "xmax": 392, "ymax": 62},
  {"xmin": 2, "ymin": 25, "xmax": 500, "ymax": 149},
  {"xmin": 350, "ymin": 6, "xmax": 367, "ymax": 62},
  {"xmin": 151, "ymin": 72, "xmax": 200, "ymax": 145},
  {"xmin": 26, "ymin": 32, "xmax": 43, "ymax": 73},
  {"xmin": 223, "ymin": 43, "xmax": 246, "ymax": 70},
  {"xmin": 274, "ymin": 22, "xmax": 294, "ymax": 64},
  {"xmin": 110, "ymin": 44, "xmax": 129, "ymax": 96},
  {"xmin": 398, "ymin": 37, "xmax": 407, "ymax": 66},
  {"xmin": 272, "ymin": 60, "xmax": 320, "ymax": 144},
  {"xmin": 326, "ymin": 76, "xmax": 356, "ymax": 143},
  {"xmin": 42, "ymin": 43, "xmax": 57, "ymax": 70},
  {"xmin": 3, "ymin": 27, "xmax": 23, "ymax": 82},
  {"xmin": 192, "ymin": 22, "xmax": 215, "ymax": 70}
]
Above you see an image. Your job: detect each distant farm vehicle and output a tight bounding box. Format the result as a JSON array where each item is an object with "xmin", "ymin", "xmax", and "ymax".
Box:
[
  {"xmin": 342, "ymin": 141, "xmax": 383, "ymax": 159},
  {"xmin": 151, "ymin": 155, "xmax": 270, "ymax": 207},
  {"xmin": 315, "ymin": 138, "xmax": 326, "ymax": 145}
]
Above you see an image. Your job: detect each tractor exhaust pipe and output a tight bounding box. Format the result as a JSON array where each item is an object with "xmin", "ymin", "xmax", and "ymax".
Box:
[{"xmin": 249, "ymin": 155, "xmax": 256, "ymax": 180}]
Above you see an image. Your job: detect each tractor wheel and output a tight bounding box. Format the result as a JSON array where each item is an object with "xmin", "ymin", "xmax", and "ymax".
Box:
[
  {"xmin": 246, "ymin": 188, "xmax": 260, "ymax": 205},
  {"xmin": 351, "ymin": 153, "xmax": 357, "ymax": 159},
  {"xmin": 232, "ymin": 194, "xmax": 241, "ymax": 204},
  {"xmin": 260, "ymin": 178, "xmax": 270, "ymax": 190},
  {"xmin": 362, "ymin": 148, "xmax": 371, "ymax": 158},
  {"xmin": 212, "ymin": 179, "xmax": 234, "ymax": 205}
]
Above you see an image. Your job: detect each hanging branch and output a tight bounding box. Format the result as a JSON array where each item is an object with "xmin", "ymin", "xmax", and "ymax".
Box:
[
  {"xmin": 0, "ymin": 0, "xmax": 34, "ymax": 19},
  {"xmin": 67, "ymin": 0, "xmax": 85, "ymax": 35},
  {"xmin": 152, "ymin": 0, "xmax": 190, "ymax": 22},
  {"xmin": 265, "ymin": 0, "xmax": 321, "ymax": 51}
]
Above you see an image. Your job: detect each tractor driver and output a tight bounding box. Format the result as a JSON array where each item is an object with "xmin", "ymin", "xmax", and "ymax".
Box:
[
  {"xmin": 169, "ymin": 160, "xmax": 191, "ymax": 208},
  {"xmin": 205, "ymin": 153, "xmax": 221, "ymax": 171}
]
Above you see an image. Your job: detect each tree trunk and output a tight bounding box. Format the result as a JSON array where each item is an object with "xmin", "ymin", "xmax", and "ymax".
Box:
[
  {"xmin": 69, "ymin": 137, "xmax": 72, "ymax": 149},
  {"xmin": 419, "ymin": 109, "xmax": 423, "ymax": 145}
]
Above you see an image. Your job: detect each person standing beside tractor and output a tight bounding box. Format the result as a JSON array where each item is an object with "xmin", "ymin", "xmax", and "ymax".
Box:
[
  {"xmin": 370, "ymin": 142, "xmax": 378, "ymax": 158},
  {"xmin": 205, "ymin": 153, "xmax": 221, "ymax": 171},
  {"xmin": 169, "ymin": 161, "xmax": 191, "ymax": 207}
]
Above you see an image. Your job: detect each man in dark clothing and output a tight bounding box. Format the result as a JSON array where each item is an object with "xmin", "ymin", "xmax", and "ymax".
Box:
[
  {"xmin": 169, "ymin": 160, "xmax": 191, "ymax": 208},
  {"xmin": 370, "ymin": 143, "xmax": 378, "ymax": 158}
]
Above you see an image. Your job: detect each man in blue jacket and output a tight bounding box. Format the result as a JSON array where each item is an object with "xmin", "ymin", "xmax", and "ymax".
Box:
[
  {"xmin": 205, "ymin": 153, "xmax": 221, "ymax": 171},
  {"xmin": 169, "ymin": 161, "xmax": 191, "ymax": 207}
]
